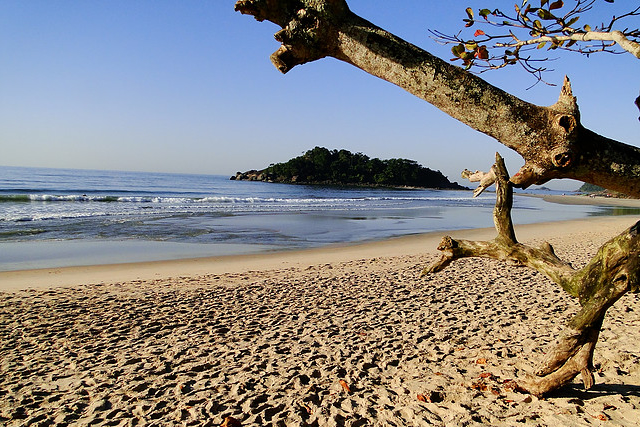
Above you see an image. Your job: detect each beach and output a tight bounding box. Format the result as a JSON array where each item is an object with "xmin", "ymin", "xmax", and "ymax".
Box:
[{"xmin": 1, "ymin": 213, "xmax": 640, "ymax": 426}]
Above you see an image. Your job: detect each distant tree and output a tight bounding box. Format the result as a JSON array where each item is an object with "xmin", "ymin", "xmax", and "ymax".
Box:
[
  {"xmin": 236, "ymin": 0, "xmax": 640, "ymax": 396},
  {"xmin": 263, "ymin": 147, "xmax": 463, "ymax": 188},
  {"xmin": 578, "ymin": 182, "xmax": 605, "ymax": 193}
]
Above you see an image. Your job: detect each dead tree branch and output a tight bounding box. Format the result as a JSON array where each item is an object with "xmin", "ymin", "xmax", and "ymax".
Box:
[
  {"xmin": 234, "ymin": 0, "xmax": 640, "ymax": 197},
  {"xmin": 236, "ymin": 0, "xmax": 640, "ymax": 397},
  {"xmin": 423, "ymin": 153, "xmax": 640, "ymax": 396}
]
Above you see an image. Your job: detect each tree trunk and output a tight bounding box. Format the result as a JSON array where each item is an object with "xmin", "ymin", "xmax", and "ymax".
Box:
[
  {"xmin": 235, "ymin": 0, "xmax": 640, "ymax": 396},
  {"xmin": 423, "ymin": 153, "xmax": 639, "ymax": 396},
  {"xmin": 235, "ymin": 0, "xmax": 640, "ymax": 197}
]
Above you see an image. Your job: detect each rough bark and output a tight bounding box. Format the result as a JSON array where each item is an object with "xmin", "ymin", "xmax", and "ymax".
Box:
[
  {"xmin": 423, "ymin": 154, "xmax": 640, "ymax": 396},
  {"xmin": 235, "ymin": 0, "xmax": 640, "ymax": 197}
]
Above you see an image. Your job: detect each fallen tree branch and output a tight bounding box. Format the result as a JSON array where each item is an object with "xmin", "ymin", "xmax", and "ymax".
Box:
[
  {"xmin": 235, "ymin": 0, "xmax": 640, "ymax": 197},
  {"xmin": 461, "ymin": 168, "xmax": 496, "ymax": 198},
  {"xmin": 237, "ymin": 1, "xmax": 640, "ymax": 397},
  {"xmin": 424, "ymin": 154, "xmax": 576, "ymax": 294},
  {"xmin": 423, "ymin": 153, "xmax": 640, "ymax": 396}
]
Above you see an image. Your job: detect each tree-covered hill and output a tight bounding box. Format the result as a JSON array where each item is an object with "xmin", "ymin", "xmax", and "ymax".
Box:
[
  {"xmin": 231, "ymin": 147, "xmax": 466, "ymax": 189},
  {"xmin": 577, "ymin": 183, "xmax": 605, "ymax": 193}
]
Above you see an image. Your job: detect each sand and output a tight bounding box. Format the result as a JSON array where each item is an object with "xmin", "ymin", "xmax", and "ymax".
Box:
[{"xmin": 1, "ymin": 215, "xmax": 640, "ymax": 426}]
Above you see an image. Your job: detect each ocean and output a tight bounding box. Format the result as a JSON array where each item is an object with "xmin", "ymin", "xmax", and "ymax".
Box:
[{"xmin": 0, "ymin": 165, "xmax": 616, "ymax": 271}]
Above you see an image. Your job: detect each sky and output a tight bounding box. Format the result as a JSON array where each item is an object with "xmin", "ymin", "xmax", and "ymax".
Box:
[{"xmin": 1, "ymin": 1, "xmax": 638, "ymax": 190}]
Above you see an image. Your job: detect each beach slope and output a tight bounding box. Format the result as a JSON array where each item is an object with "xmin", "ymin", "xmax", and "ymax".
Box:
[{"xmin": 1, "ymin": 216, "xmax": 639, "ymax": 426}]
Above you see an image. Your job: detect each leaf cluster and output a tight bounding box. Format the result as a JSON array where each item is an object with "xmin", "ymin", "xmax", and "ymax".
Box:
[
  {"xmin": 264, "ymin": 147, "xmax": 462, "ymax": 188},
  {"xmin": 433, "ymin": 0, "xmax": 640, "ymax": 82}
]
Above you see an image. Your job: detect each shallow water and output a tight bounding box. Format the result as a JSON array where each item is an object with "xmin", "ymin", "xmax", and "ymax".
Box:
[{"xmin": 0, "ymin": 166, "xmax": 621, "ymax": 271}]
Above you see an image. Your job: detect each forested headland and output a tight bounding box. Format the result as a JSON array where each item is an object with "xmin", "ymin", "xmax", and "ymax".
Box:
[{"xmin": 231, "ymin": 147, "xmax": 466, "ymax": 189}]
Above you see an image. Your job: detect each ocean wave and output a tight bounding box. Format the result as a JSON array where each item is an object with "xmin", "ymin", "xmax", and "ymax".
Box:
[
  {"xmin": 0, "ymin": 229, "xmax": 47, "ymax": 238},
  {"xmin": 0, "ymin": 190, "xmax": 495, "ymax": 225},
  {"xmin": 0, "ymin": 193, "xmax": 487, "ymax": 204}
]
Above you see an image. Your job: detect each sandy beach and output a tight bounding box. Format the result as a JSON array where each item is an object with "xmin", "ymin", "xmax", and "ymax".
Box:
[{"xmin": 1, "ymin": 213, "xmax": 640, "ymax": 426}]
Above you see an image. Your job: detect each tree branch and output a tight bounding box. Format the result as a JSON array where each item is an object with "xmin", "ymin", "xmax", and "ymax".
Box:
[
  {"xmin": 461, "ymin": 168, "xmax": 496, "ymax": 197},
  {"xmin": 422, "ymin": 155, "xmax": 640, "ymax": 396},
  {"xmin": 498, "ymin": 31, "xmax": 640, "ymax": 59},
  {"xmin": 235, "ymin": 0, "xmax": 640, "ymax": 197},
  {"xmin": 237, "ymin": 1, "xmax": 640, "ymax": 397},
  {"xmin": 423, "ymin": 153, "xmax": 577, "ymax": 295}
]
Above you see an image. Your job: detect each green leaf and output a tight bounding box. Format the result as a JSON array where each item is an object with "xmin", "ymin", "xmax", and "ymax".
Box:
[
  {"xmin": 565, "ymin": 16, "xmax": 579, "ymax": 27},
  {"xmin": 479, "ymin": 9, "xmax": 492, "ymax": 19},
  {"xmin": 537, "ymin": 9, "xmax": 555, "ymax": 20},
  {"xmin": 452, "ymin": 43, "xmax": 466, "ymax": 58},
  {"xmin": 584, "ymin": 24, "xmax": 592, "ymax": 32},
  {"xmin": 461, "ymin": 52, "xmax": 475, "ymax": 61},
  {"xmin": 465, "ymin": 41, "xmax": 478, "ymax": 50},
  {"xmin": 465, "ymin": 7, "xmax": 474, "ymax": 19},
  {"xmin": 533, "ymin": 20, "xmax": 543, "ymax": 29},
  {"xmin": 537, "ymin": 41, "xmax": 547, "ymax": 49}
]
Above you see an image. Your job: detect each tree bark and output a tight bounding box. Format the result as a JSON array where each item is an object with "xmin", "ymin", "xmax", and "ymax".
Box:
[{"xmin": 235, "ymin": 0, "xmax": 640, "ymax": 197}]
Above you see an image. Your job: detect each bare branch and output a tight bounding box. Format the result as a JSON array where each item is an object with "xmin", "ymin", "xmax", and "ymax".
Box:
[
  {"xmin": 423, "ymin": 154, "xmax": 576, "ymax": 293},
  {"xmin": 498, "ymin": 30, "xmax": 640, "ymax": 58},
  {"xmin": 424, "ymin": 155, "xmax": 640, "ymax": 396},
  {"xmin": 432, "ymin": 1, "xmax": 640, "ymax": 82},
  {"xmin": 461, "ymin": 168, "xmax": 496, "ymax": 197}
]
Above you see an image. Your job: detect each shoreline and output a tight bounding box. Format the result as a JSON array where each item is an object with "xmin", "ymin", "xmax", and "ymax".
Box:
[
  {"xmin": 2, "ymin": 212, "xmax": 639, "ymax": 425},
  {"xmin": 524, "ymin": 192, "xmax": 640, "ymax": 207},
  {"xmin": 1, "ymin": 191, "xmax": 636, "ymax": 279},
  {"xmin": 1, "ymin": 214, "xmax": 636, "ymax": 291}
]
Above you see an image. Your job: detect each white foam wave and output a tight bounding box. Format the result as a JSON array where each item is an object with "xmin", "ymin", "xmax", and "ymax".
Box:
[{"xmin": 19, "ymin": 193, "xmax": 489, "ymax": 206}]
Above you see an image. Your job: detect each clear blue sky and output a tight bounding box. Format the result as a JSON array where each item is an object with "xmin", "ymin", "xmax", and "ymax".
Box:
[{"xmin": 1, "ymin": 1, "xmax": 637, "ymax": 190}]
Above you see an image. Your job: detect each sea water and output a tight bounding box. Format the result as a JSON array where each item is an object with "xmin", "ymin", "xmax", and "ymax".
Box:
[{"xmin": 0, "ymin": 165, "xmax": 613, "ymax": 271}]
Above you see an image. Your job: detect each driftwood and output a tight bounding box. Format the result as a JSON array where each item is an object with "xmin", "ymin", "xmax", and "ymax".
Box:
[{"xmin": 424, "ymin": 153, "xmax": 640, "ymax": 396}]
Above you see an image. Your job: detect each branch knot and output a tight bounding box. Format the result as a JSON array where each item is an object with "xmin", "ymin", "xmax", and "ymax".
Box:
[{"xmin": 235, "ymin": 0, "xmax": 348, "ymax": 73}]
